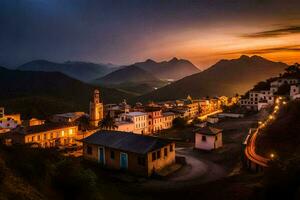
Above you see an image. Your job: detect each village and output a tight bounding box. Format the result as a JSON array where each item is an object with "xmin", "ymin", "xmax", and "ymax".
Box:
[{"xmin": 0, "ymin": 71, "xmax": 300, "ymax": 182}]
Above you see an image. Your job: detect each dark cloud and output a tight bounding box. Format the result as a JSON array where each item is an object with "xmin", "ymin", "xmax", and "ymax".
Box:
[
  {"xmin": 241, "ymin": 25, "xmax": 300, "ymax": 38},
  {"xmin": 222, "ymin": 45, "xmax": 300, "ymax": 55}
]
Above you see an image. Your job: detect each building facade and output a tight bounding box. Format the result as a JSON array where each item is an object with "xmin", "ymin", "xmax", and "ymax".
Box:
[
  {"xmin": 117, "ymin": 112, "xmax": 148, "ymax": 134},
  {"xmin": 82, "ymin": 131, "xmax": 176, "ymax": 176},
  {"xmin": 10, "ymin": 123, "xmax": 78, "ymax": 148},
  {"xmin": 89, "ymin": 89, "xmax": 104, "ymax": 127},
  {"xmin": 195, "ymin": 127, "xmax": 223, "ymax": 150}
]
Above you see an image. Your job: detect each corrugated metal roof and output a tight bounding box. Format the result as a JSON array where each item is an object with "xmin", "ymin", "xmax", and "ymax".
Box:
[{"xmin": 82, "ymin": 131, "xmax": 172, "ymax": 154}]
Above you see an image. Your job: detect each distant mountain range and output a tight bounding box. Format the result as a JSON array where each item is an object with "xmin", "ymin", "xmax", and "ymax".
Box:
[
  {"xmin": 137, "ymin": 55, "xmax": 288, "ymax": 102},
  {"xmin": 93, "ymin": 65, "xmax": 160, "ymax": 85},
  {"xmin": 92, "ymin": 65, "xmax": 168, "ymax": 96},
  {"xmin": 18, "ymin": 60, "xmax": 116, "ymax": 82},
  {"xmin": 134, "ymin": 57, "xmax": 201, "ymax": 80},
  {"xmin": 0, "ymin": 66, "xmax": 133, "ymax": 119}
]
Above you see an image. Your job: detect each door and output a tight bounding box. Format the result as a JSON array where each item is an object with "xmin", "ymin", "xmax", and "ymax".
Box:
[
  {"xmin": 98, "ymin": 147, "xmax": 105, "ymax": 165},
  {"xmin": 120, "ymin": 152, "xmax": 128, "ymax": 169}
]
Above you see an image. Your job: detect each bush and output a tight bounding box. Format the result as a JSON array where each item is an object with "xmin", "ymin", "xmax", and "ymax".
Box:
[
  {"xmin": 53, "ymin": 159, "xmax": 99, "ymax": 199},
  {"xmin": 173, "ymin": 117, "xmax": 187, "ymax": 129}
]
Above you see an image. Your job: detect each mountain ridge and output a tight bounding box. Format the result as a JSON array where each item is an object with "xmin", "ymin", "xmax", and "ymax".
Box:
[{"xmin": 137, "ymin": 55, "xmax": 288, "ymax": 102}]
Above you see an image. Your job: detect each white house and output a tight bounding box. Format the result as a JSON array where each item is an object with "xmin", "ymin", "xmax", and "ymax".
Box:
[
  {"xmin": 117, "ymin": 112, "xmax": 148, "ymax": 134},
  {"xmin": 290, "ymin": 84, "xmax": 300, "ymax": 100},
  {"xmin": 239, "ymin": 90, "xmax": 275, "ymax": 110},
  {"xmin": 195, "ymin": 127, "xmax": 223, "ymax": 150}
]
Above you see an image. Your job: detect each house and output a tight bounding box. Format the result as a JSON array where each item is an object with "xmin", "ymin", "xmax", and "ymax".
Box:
[
  {"xmin": 25, "ymin": 118, "xmax": 45, "ymax": 127},
  {"xmin": 145, "ymin": 107, "xmax": 175, "ymax": 134},
  {"xmin": 290, "ymin": 84, "xmax": 300, "ymax": 100},
  {"xmin": 0, "ymin": 107, "xmax": 4, "ymax": 118},
  {"xmin": 117, "ymin": 112, "xmax": 148, "ymax": 134},
  {"xmin": 239, "ymin": 90, "xmax": 275, "ymax": 110},
  {"xmin": 207, "ymin": 116, "xmax": 219, "ymax": 124},
  {"xmin": 50, "ymin": 112, "xmax": 86, "ymax": 123},
  {"xmin": 82, "ymin": 130, "xmax": 176, "ymax": 176},
  {"xmin": 195, "ymin": 127, "xmax": 222, "ymax": 150},
  {"xmin": 9, "ymin": 123, "xmax": 78, "ymax": 147}
]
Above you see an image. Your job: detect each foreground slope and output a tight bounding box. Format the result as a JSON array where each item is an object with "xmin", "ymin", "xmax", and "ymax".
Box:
[{"xmin": 138, "ymin": 55, "xmax": 287, "ymax": 102}]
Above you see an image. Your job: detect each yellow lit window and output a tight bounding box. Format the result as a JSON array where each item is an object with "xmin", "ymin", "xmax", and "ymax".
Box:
[
  {"xmin": 69, "ymin": 129, "xmax": 73, "ymax": 135},
  {"xmin": 61, "ymin": 130, "xmax": 65, "ymax": 137}
]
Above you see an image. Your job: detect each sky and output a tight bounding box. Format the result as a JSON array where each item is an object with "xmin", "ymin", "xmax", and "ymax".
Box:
[{"xmin": 1, "ymin": 0, "xmax": 300, "ymax": 69}]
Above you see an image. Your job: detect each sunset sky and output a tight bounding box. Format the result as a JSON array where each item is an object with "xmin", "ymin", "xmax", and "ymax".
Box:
[{"xmin": 1, "ymin": 0, "xmax": 300, "ymax": 69}]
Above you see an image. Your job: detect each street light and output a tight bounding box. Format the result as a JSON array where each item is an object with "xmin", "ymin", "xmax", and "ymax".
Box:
[
  {"xmin": 270, "ymin": 153, "xmax": 275, "ymax": 159},
  {"xmin": 283, "ymin": 101, "xmax": 287, "ymax": 105}
]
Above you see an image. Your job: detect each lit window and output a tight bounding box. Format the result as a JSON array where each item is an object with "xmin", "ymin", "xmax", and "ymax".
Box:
[
  {"xmin": 69, "ymin": 129, "xmax": 73, "ymax": 135},
  {"xmin": 61, "ymin": 131, "xmax": 65, "ymax": 137}
]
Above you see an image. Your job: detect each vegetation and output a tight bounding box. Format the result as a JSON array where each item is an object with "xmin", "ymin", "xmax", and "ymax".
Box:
[
  {"xmin": 99, "ymin": 114, "xmax": 117, "ymax": 130},
  {"xmin": 256, "ymin": 101, "xmax": 300, "ymax": 158},
  {"xmin": 172, "ymin": 117, "xmax": 187, "ymax": 129},
  {"xmin": 0, "ymin": 67, "xmax": 133, "ymax": 119}
]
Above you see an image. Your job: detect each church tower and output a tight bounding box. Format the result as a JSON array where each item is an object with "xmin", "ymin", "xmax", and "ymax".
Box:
[{"xmin": 89, "ymin": 89, "xmax": 104, "ymax": 127}]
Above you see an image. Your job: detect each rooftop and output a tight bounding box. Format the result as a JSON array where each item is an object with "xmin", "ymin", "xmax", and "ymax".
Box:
[
  {"xmin": 13, "ymin": 123, "xmax": 77, "ymax": 135},
  {"xmin": 82, "ymin": 131, "xmax": 172, "ymax": 154},
  {"xmin": 53, "ymin": 112, "xmax": 85, "ymax": 118},
  {"xmin": 126, "ymin": 112, "xmax": 147, "ymax": 117},
  {"xmin": 162, "ymin": 112, "xmax": 175, "ymax": 116},
  {"xmin": 196, "ymin": 126, "xmax": 222, "ymax": 136}
]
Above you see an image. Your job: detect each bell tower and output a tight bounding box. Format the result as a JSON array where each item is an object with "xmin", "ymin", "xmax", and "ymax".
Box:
[{"xmin": 89, "ymin": 89, "xmax": 104, "ymax": 127}]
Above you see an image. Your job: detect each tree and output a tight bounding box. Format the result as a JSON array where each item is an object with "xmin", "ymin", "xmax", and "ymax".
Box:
[
  {"xmin": 285, "ymin": 63, "xmax": 300, "ymax": 74},
  {"xmin": 173, "ymin": 117, "xmax": 187, "ymax": 129},
  {"xmin": 78, "ymin": 115, "xmax": 90, "ymax": 131},
  {"xmin": 98, "ymin": 114, "xmax": 117, "ymax": 130}
]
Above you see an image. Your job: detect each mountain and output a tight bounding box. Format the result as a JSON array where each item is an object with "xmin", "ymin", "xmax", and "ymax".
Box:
[
  {"xmin": 134, "ymin": 57, "xmax": 200, "ymax": 80},
  {"xmin": 0, "ymin": 66, "xmax": 133, "ymax": 119},
  {"xmin": 137, "ymin": 55, "xmax": 288, "ymax": 102},
  {"xmin": 93, "ymin": 65, "xmax": 161, "ymax": 85},
  {"xmin": 92, "ymin": 65, "xmax": 168, "ymax": 95},
  {"xmin": 18, "ymin": 60, "xmax": 116, "ymax": 82}
]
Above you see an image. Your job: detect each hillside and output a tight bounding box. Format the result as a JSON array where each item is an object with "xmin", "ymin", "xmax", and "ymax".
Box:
[
  {"xmin": 137, "ymin": 55, "xmax": 287, "ymax": 102},
  {"xmin": 134, "ymin": 57, "xmax": 200, "ymax": 80},
  {"xmin": 18, "ymin": 60, "xmax": 115, "ymax": 82},
  {"xmin": 94, "ymin": 65, "xmax": 160, "ymax": 85},
  {"xmin": 0, "ymin": 67, "xmax": 133, "ymax": 119},
  {"xmin": 93, "ymin": 65, "xmax": 167, "ymax": 95}
]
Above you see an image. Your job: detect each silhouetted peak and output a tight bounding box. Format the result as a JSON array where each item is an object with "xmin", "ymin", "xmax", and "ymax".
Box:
[
  {"xmin": 169, "ymin": 57, "xmax": 179, "ymax": 62},
  {"xmin": 145, "ymin": 59, "xmax": 156, "ymax": 64},
  {"xmin": 239, "ymin": 55, "xmax": 250, "ymax": 60}
]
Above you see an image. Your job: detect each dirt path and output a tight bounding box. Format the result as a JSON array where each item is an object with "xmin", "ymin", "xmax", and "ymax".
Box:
[{"xmin": 140, "ymin": 147, "xmax": 226, "ymax": 190}]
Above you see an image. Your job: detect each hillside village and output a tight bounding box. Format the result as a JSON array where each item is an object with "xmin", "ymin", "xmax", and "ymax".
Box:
[{"xmin": 1, "ymin": 63, "xmax": 300, "ymax": 199}]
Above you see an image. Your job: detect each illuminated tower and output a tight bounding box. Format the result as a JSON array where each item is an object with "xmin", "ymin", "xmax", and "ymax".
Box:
[{"xmin": 89, "ymin": 89, "xmax": 104, "ymax": 127}]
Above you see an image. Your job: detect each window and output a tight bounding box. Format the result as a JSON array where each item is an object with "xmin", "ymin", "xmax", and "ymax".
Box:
[
  {"xmin": 202, "ymin": 135, "xmax": 207, "ymax": 142},
  {"xmin": 170, "ymin": 144, "xmax": 174, "ymax": 152},
  {"xmin": 37, "ymin": 135, "xmax": 40, "ymax": 141},
  {"xmin": 164, "ymin": 148, "xmax": 168, "ymax": 157},
  {"xmin": 138, "ymin": 156, "xmax": 145, "ymax": 166},
  {"xmin": 44, "ymin": 134, "xmax": 46, "ymax": 140},
  {"xmin": 50, "ymin": 133, "xmax": 53, "ymax": 139},
  {"xmin": 156, "ymin": 150, "xmax": 161, "ymax": 159},
  {"xmin": 87, "ymin": 145, "xmax": 92, "ymax": 155},
  {"xmin": 110, "ymin": 150, "xmax": 115, "ymax": 160},
  {"xmin": 152, "ymin": 152, "xmax": 156, "ymax": 161}
]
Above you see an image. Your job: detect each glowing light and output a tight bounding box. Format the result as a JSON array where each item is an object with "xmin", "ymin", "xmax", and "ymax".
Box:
[
  {"xmin": 269, "ymin": 115, "xmax": 274, "ymax": 120},
  {"xmin": 283, "ymin": 101, "xmax": 287, "ymax": 105},
  {"xmin": 270, "ymin": 153, "xmax": 275, "ymax": 159}
]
